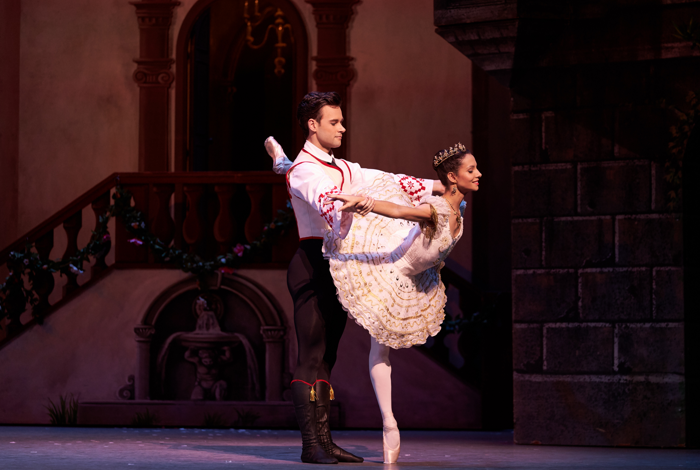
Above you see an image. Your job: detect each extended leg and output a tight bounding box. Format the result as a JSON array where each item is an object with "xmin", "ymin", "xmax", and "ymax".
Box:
[{"xmin": 369, "ymin": 336, "xmax": 400, "ymax": 462}]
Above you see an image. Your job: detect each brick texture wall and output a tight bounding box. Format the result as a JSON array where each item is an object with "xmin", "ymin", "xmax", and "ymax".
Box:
[{"xmin": 510, "ymin": 62, "xmax": 687, "ymax": 447}]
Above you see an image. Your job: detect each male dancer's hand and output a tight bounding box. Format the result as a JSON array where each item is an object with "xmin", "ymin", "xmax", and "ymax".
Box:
[
  {"xmin": 432, "ymin": 180, "xmax": 446, "ymax": 195},
  {"xmin": 326, "ymin": 194, "xmax": 375, "ymax": 215},
  {"xmin": 355, "ymin": 196, "xmax": 375, "ymax": 216}
]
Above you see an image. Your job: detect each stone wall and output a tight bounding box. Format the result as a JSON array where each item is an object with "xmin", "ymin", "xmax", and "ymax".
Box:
[
  {"xmin": 435, "ymin": 0, "xmax": 698, "ymax": 447},
  {"xmin": 510, "ymin": 61, "xmax": 687, "ymax": 446}
]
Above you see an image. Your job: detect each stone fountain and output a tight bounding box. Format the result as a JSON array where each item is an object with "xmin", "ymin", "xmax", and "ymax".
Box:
[{"xmin": 157, "ymin": 295, "xmax": 260, "ymax": 401}]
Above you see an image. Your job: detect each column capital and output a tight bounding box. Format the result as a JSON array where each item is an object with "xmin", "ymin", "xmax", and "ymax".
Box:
[
  {"xmin": 134, "ymin": 324, "xmax": 156, "ymax": 340},
  {"xmin": 261, "ymin": 326, "xmax": 286, "ymax": 342}
]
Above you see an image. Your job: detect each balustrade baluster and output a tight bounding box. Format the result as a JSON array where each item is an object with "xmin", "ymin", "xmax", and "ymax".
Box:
[
  {"xmin": 271, "ymin": 183, "xmax": 297, "ymax": 263},
  {"xmin": 182, "ymin": 184, "xmax": 205, "ymax": 254},
  {"xmin": 244, "ymin": 184, "xmax": 267, "ymax": 243},
  {"xmin": 151, "ymin": 184, "xmax": 175, "ymax": 247},
  {"xmin": 115, "ymin": 185, "xmax": 149, "ymax": 265},
  {"xmin": 172, "ymin": 183, "xmax": 185, "ymax": 250},
  {"xmin": 4, "ymin": 258, "xmax": 27, "ymax": 337},
  {"xmin": 32, "ymin": 231, "xmax": 55, "ymax": 321},
  {"xmin": 214, "ymin": 184, "xmax": 236, "ymax": 255},
  {"xmin": 62, "ymin": 211, "xmax": 82, "ymax": 295},
  {"xmin": 90, "ymin": 191, "xmax": 111, "ymax": 276}
]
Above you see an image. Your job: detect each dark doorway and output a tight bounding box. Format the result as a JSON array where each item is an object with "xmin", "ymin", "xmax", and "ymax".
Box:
[{"xmin": 181, "ymin": 0, "xmax": 308, "ymax": 171}]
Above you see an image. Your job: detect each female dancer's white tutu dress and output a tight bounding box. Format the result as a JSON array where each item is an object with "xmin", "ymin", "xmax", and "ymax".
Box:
[{"xmin": 322, "ymin": 174, "xmax": 464, "ymax": 349}]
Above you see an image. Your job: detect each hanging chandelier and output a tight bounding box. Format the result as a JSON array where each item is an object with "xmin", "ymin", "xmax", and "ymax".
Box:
[{"xmin": 243, "ymin": 1, "xmax": 293, "ymax": 77}]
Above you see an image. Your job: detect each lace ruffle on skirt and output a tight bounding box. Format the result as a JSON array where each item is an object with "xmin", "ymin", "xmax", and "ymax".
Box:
[{"xmin": 323, "ymin": 176, "xmax": 447, "ymax": 349}]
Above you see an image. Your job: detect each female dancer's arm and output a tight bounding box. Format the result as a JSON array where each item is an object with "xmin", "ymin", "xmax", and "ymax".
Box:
[{"xmin": 326, "ymin": 194, "xmax": 432, "ymax": 222}]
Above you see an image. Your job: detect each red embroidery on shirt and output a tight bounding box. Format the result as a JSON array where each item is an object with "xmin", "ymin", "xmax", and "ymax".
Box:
[
  {"xmin": 399, "ymin": 176, "xmax": 426, "ymax": 201},
  {"xmin": 317, "ymin": 186, "xmax": 341, "ymax": 227}
]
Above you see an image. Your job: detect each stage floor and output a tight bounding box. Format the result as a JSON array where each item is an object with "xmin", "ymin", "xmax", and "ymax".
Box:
[{"xmin": 1, "ymin": 427, "xmax": 699, "ymax": 469}]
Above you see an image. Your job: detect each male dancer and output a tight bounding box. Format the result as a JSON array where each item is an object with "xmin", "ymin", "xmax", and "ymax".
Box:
[{"xmin": 265, "ymin": 92, "xmax": 444, "ymax": 464}]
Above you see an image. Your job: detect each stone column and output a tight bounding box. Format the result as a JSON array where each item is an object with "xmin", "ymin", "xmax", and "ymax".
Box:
[
  {"xmin": 130, "ymin": 0, "xmax": 180, "ymax": 171},
  {"xmin": 134, "ymin": 325, "xmax": 156, "ymax": 400},
  {"xmin": 261, "ymin": 326, "xmax": 286, "ymax": 401},
  {"xmin": 304, "ymin": 0, "xmax": 359, "ymax": 161}
]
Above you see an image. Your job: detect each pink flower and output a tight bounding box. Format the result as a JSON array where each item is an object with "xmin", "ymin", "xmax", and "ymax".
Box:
[
  {"xmin": 102, "ymin": 234, "xmax": 111, "ymax": 242},
  {"xmin": 219, "ymin": 267, "xmax": 235, "ymax": 274},
  {"xmin": 128, "ymin": 238, "xmax": 144, "ymax": 246},
  {"xmin": 233, "ymin": 244, "xmax": 245, "ymax": 257},
  {"xmin": 69, "ymin": 264, "xmax": 84, "ymax": 274}
]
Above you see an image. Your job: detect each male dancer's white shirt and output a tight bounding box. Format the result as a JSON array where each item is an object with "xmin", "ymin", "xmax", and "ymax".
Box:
[{"xmin": 279, "ymin": 141, "xmax": 433, "ymax": 247}]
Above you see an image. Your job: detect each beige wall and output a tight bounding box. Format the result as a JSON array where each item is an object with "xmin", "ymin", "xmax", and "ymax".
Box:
[
  {"xmin": 348, "ymin": 0, "xmax": 474, "ymax": 273},
  {"xmin": 13, "ymin": 0, "xmax": 473, "ymax": 274},
  {"xmin": 0, "ymin": 268, "xmax": 293, "ymax": 424},
  {"xmin": 0, "ymin": 267, "xmax": 481, "ymax": 428},
  {"xmin": 17, "ymin": 0, "xmax": 139, "ymax": 235}
]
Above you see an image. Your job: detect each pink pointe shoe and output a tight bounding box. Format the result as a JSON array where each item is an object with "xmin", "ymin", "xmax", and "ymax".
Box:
[{"xmin": 382, "ymin": 424, "xmax": 400, "ymax": 464}]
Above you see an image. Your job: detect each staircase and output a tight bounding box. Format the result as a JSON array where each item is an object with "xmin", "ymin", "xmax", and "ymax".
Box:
[{"xmin": 0, "ymin": 171, "xmax": 293, "ymax": 344}]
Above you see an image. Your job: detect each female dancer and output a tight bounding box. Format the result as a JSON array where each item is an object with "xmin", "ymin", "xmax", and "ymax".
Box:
[{"xmin": 267, "ymin": 138, "xmax": 481, "ymax": 463}]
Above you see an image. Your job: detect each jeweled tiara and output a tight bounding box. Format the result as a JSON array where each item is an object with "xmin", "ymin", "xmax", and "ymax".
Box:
[{"xmin": 433, "ymin": 142, "xmax": 467, "ymax": 168}]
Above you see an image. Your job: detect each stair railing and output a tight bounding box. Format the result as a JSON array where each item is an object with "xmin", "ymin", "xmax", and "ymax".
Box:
[{"xmin": 0, "ymin": 172, "xmax": 293, "ymax": 343}]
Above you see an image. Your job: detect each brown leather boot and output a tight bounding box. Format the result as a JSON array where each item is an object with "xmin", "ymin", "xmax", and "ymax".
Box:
[{"xmin": 315, "ymin": 381, "xmax": 364, "ymax": 463}]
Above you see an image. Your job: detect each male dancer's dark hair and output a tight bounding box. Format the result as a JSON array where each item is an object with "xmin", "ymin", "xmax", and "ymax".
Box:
[{"xmin": 297, "ymin": 91, "xmax": 342, "ymax": 137}]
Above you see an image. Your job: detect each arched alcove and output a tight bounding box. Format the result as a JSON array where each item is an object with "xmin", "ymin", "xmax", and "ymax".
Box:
[
  {"xmin": 134, "ymin": 273, "xmax": 287, "ymax": 402},
  {"xmin": 174, "ymin": 0, "xmax": 309, "ymax": 171}
]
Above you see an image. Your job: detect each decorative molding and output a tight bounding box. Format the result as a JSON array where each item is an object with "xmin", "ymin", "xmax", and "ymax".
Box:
[
  {"xmin": 133, "ymin": 59, "xmax": 175, "ymax": 87},
  {"xmin": 261, "ymin": 326, "xmax": 286, "ymax": 342},
  {"xmin": 313, "ymin": 11, "xmax": 353, "ymax": 26},
  {"xmin": 134, "ymin": 324, "xmax": 156, "ymax": 340},
  {"xmin": 312, "ymin": 56, "xmax": 355, "ymax": 86},
  {"xmin": 117, "ymin": 375, "xmax": 136, "ymax": 400},
  {"xmin": 131, "ymin": 1, "xmax": 180, "ymax": 28}
]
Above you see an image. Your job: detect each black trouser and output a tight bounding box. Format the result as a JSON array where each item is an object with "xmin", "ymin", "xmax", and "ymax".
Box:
[{"xmin": 288, "ymin": 239, "xmax": 347, "ymax": 384}]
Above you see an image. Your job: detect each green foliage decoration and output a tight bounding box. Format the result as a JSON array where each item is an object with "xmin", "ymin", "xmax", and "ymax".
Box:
[
  {"xmin": 232, "ymin": 409, "xmax": 261, "ymax": 428},
  {"xmin": 664, "ymin": 91, "xmax": 698, "ymax": 210},
  {"xmin": 131, "ymin": 408, "xmax": 159, "ymax": 427},
  {"xmin": 46, "ymin": 393, "xmax": 79, "ymax": 426},
  {"xmin": 203, "ymin": 412, "xmax": 227, "ymax": 429},
  {"xmin": 664, "ymin": 19, "xmax": 700, "ymax": 211},
  {"xmin": 0, "ymin": 186, "xmax": 294, "ymax": 327}
]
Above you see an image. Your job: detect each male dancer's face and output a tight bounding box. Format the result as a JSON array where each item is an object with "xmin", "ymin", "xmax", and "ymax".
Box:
[{"xmin": 308, "ymin": 105, "xmax": 345, "ymax": 153}]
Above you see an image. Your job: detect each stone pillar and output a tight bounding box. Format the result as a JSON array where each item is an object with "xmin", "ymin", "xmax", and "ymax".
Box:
[
  {"xmin": 0, "ymin": 0, "xmax": 20, "ymax": 249},
  {"xmin": 261, "ymin": 326, "xmax": 286, "ymax": 401},
  {"xmin": 131, "ymin": 0, "xmax": 180, "ymax": 171},
  {"xmin": 304, "ymin": 0, "xmax": 359, "ymax": 161},
  {"xmin": 134, "ymin": 325, "xmax": 156, "ymax": 400},
  {"xmin": 435, "ymin": 0, "xmax": 699, "ymax": 447}
]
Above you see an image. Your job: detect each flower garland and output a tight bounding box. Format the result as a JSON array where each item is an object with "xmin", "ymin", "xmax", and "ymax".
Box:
[{"xmin": 0, "ymin": 186, "xmax": 294, "ymax": 326}]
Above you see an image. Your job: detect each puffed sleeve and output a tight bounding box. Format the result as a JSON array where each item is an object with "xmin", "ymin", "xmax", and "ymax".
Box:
[
  {"xmin": 287, "ymin": 163, "xmax": 354, "ymax": 238},
  {"xmin": 344, "ymin": 161, "xmax": 434, "ymax": 206}
]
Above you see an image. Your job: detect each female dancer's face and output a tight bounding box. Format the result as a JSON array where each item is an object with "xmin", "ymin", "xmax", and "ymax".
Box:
[{"xmin": 449, "ymin": 154, "xmax": 481, "ymax": 194}]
